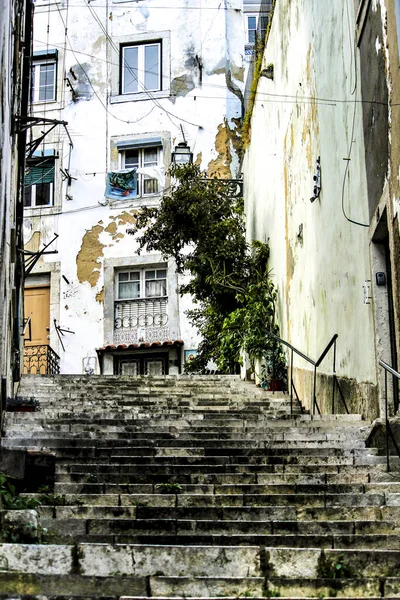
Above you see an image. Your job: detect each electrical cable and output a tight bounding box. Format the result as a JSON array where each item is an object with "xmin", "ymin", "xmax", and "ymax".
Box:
[
  {"xmin": 33, "ymin": 3, "xmax": 237, "ymax": 13},
  {"xmin": 53, "ymin": 2, "xmax": 159, "ymax": 125},
  {"xmin": 33, "ymin": 37, "xmax": 400, "ymax": 110},
  {"xmin": 340, "ymin": 0, "xmax": 369, "ymax": 228},
  {"xmin": 83, "ymin": 0, "xmax": 202, "ymax": 128}
]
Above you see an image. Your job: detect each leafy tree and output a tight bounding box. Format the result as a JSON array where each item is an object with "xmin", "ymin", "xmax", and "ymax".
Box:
[{"xmin": 129, "ymin": 164, "xmax": 286, "ymax": 383}]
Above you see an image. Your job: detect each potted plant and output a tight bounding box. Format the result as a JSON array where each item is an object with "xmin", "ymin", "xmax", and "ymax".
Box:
[
  {"xmin": 261, "ymin": 333, "xmax": 288, "ymax": 392},
  {"xmin": 6, "ymin": 396, "xmax": 40, "ymax": 413}
]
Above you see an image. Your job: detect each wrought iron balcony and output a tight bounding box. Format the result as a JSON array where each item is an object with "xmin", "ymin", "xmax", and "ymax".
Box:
[
  {"xmin": 114, "ymin": 298, "xmax": 170, "ymax": 344},
  {"xmin": 23, "ymin": 344, "xmax": 60, "ymax": 375}
]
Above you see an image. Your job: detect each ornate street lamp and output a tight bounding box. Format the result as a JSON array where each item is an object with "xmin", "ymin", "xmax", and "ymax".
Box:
[
  {"xmin": 171, "ymin": 141, "xmax": 193, "ymax": 165},
  {"xmin": 171, "ymin": 140, "xmax": 243, "ymax": 197}
]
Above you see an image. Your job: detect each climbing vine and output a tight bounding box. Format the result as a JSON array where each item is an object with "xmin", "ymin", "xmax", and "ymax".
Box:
[{"xmin": 242, "ymin": 0, "xmax": 276, "ymax": 149}]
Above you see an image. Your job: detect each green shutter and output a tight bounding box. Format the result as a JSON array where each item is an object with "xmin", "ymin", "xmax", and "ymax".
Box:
[{"xmin": 25, "ymin": 160, "xmax": 55, "ymax": 187}]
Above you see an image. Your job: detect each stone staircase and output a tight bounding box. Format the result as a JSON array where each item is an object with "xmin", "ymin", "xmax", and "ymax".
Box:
[{"xmin": 0, "ymin": 374, "xmax": 399, "ymax": 599}]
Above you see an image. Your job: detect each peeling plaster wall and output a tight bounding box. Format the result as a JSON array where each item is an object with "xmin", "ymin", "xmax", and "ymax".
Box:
[
  {"xmin": 26, "ymin": 0, "xmax": 246, "ymax": 374},
  {"xmin": 243, "ymin": 0, "xmax": 377, "ymax": 417}
]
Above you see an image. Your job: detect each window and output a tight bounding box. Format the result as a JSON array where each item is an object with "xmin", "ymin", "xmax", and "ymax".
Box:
[
  {"xmin": 117, "ymin": 268, "xmax": 167, "ymax": 300},
  {"xmin": 244, "ymin": 13, "xmax": 268, "ymax": 52},
  {"xmin": 247, "ymin": 16, "xmax": 257, "ymax": 44},
  {"xmin": 24, "ymin": 158, "xmax": 55, "ymax": 207},
  {"xmin": 121, "ymin": 42, "xmax": 161, "ymax": 94},
  {"xmin": 114, "ymin": 266, "xmax": 169, "ymax": 344},
  {"xmin": 31, "ymin": 60, "xmax": 56, "ymax": 102},
  {"xmin": 395, "ymin": 0, "xmax": 400, "ymax": 60},
  {"xmin": 121, "ymin": 144, "xmax": 162, "ymax": 196},
  {"xmin": 110, "ymin": 31, "xmax": 170, "ymax": 102}
]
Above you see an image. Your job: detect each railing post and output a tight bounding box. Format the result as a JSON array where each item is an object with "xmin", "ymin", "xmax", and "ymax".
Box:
[
  {"xmin": 332, "ymin": 339, "xmax": 336, "ymax": 415},
  {"xmin": 385, "ymin": 368, "xmax": 390, "ymax": 472},
  {"xmin": 290, "ymin": 348, "xmax": 293, "ymax": 415},
  {"xmin": 313, "ymin": 365, "xmax": 317, "ymax": 416}
]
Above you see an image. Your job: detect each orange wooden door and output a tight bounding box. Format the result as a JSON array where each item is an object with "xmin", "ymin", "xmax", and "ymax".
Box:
[{"xmin": 24, "ymin": 286, "xmax": 50, "ymax": 346}]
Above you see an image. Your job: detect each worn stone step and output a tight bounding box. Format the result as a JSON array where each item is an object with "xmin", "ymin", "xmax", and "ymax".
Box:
[
  {"xmin": 51, "ymin": 471, "xmax": 373, "ymax": 491},
  {"xmin": 3, "ymin": 373, "xmax": 386, "ymax": 599},
  {"xmin": 0, "ymin": 572, "xmax": 149, "ymax": 597},
  {"xmin": 4, "ymin": 433, "xmax": 365, "ymax": 449},
  {"xmin": 133, "ymin": 576, "xmax": 380, "ymax": 598},
  {"xmin": 37, "ymin": 520, "xmax": 400, "ymax": 548},
  {"xmin": 50, "ymin": 479, "xmax": 370, "ymax": 497},
  {"xmin": 54, "ymin": 454, "xmax": 380, "ymax": 469},
  {"xmin": 5, "ymin": 415, "xmax": 363, "ymax": 430},
  {"xmin": 120, "ymin": 597, "xmax": 385, "ymax": 600}
]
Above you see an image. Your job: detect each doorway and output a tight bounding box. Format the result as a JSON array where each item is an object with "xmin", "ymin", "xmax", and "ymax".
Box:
[
  {"xmin": 23, "ymin": 286, "xmax": 50, "ymax": 374},
  {"xmin": 371, "ymin": 209, "xmax": 399, "ymax": 413},
  {"xmin": 114, "ymin": 353, "xmax": 168, "ymax": 375}
]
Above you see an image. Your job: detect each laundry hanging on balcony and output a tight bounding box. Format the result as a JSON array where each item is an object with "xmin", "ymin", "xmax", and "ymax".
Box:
[{"xmin": 105, "ymin": 168, "xmax": 137, "ymax": 200}]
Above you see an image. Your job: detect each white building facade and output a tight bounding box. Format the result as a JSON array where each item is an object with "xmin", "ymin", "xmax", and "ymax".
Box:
[{"xmin": 24, "ymin": 0, "xmax": 251, "ymax": 376}]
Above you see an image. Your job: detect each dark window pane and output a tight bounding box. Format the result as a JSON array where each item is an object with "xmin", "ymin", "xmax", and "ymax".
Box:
[
  {"xmin": 24, "ymin": 188, "xmax": 32, "ymax": 207},
  {"xmin": 35, "ymin": 183, "xmax": 52, "ymax": 206},
  {"xmin": 125, "ymin": 149, "xmax": 139, "ymax": 168}
]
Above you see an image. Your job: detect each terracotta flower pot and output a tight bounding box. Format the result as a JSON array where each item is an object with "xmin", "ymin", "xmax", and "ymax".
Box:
[{"xmin": 267, "ymin": 379, "xmax": 281, "ymax": 392}]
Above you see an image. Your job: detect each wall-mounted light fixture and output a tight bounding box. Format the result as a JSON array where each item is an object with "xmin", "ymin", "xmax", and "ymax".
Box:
[
  {"xmin": 376, "ymin": 272, "xmax": 386, "ymax": 286},
  {"xmin": 310, "ymin": 156, "xmax": 321, "ymax": 203},
  {"xmin": 171, "ymin": 141, "xmax": 193, "ymax": 165}
]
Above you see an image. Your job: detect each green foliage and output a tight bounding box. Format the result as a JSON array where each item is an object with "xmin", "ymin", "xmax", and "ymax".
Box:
[
  {"xmin": 319, "ymin": 553, "xmax": 352, "ymax": 579},
  {"xmin": 264, "ymin": 589, "xmax": 281, "ymax": 599},
  {"xmin": 0, "ymin": 473, "xmax": 41, "ymax": 510},
  {"xmin": 130, "ymin": 164, "xmax": 286, "ymax": 382},
  {"xmin": 155, "ymin": 483, "xmax": 183, "ymax": 494},
  {"xmin": 39, "ymin": 492, "xmax": 66, "ymax": 506},
  {"xmin": 6, "ymin": 396, "xmax": 40, "ymax": 412}
]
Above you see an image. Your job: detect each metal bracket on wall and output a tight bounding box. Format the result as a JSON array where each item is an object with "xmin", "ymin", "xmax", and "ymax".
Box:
[
  {"xmin": 21, "ymin": 233, "xmax": 59, "ymax": 277},
  {"xmin": 54, "ymin": 319, "xmax": 75, "ymax": 352},
  {"xmin": 204, "ymin": 178, "xmax": 243, "ymax": 198},
  {"xmin": 13, "ymin": 116, "xmax": 74, "ymax": 158}
]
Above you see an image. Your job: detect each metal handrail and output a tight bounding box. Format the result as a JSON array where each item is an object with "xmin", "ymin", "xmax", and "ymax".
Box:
[
  {"xmin": 379, "ymin": 359, "xmax": 400, "ymax": 472},
  {"xmin": 268, "ymin": 331, "xmax": 349, "ymax": 416},
  {"xmin": 315, "ymin": 334, "xmax": 338, "ymax": 367}
]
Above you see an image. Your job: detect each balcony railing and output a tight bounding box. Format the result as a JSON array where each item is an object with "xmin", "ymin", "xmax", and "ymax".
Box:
[
  {"xmin": 114, "ymin": 297, "xmax": 169, "ymax": 344},
  {"xmin": 23, "ymin": 344, "xmax": 60, "ymax": 375}
]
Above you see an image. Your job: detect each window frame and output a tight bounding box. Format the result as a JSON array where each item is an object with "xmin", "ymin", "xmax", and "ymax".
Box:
[
  {"xmin": 24, "ymin": 157, "xmax": 56, "ymax": 208},
  {"xmin": 116, "ymin": 267, "xmax": 167, "ymax": 301},
  {"xmin": 110, "ymin": 30, "xmax": 170, "ymax": 103},
  {"xmin": 246, "ymin": 15, "xmax": 258, "ymax": 45},
  {"xmin": 31, "ymin": 58, "xmax": 57, "ymax": 103},
  {"xmin": 24, "ymin": 181, "xmax": 54, "ymax": 208},
  {"xmin": 120, "ymin": 41, "xmax": 162, "ymax": 95}
]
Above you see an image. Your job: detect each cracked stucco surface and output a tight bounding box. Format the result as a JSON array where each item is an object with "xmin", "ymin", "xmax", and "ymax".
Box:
[{"xmin": 76, "ymin": 211, "xmax": 137, "ymax": 287}]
